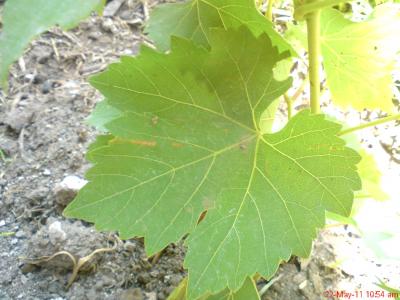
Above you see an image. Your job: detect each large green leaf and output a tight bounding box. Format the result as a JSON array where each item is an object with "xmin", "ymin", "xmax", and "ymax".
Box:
[
  {"xmin": 0, "ymin": 0, "xmax": 105, "ymax": 87},
  {"xmin": 64, "ymin": 27, "xmax": 361, "ymax": 299},
  {"xmin": 320, "ymin": 5, "xmax": 400, "ymax": 111},
  {"xmin": 144, "ymin": 0, "xmax": 295, "ymax": 55},
  {"xmin": 65, "ymin": 26, "xmax": 292, "ymax": 251}
]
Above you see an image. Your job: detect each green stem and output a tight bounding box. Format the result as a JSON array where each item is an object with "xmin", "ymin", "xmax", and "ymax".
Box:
[
  {"xmin": 266, "ymin": 0, "xmax": 274, "ymax": 20},
  {"xmin": 338, "ymin": 113, "xmax": 400, "ymax": 136},
  {"xmin": 284, "ymin": 93, "xmax": 292, "ymax": 119},
  {"xmin": 306, "ymin": 9, "xmax": 321, "ymax": 114},
  {"xmin": 295, "ymin": 0, "xmax": 347, "ymax": 20},
  {"xmin": 291, "ymin": 73, "xmax": 309, "ymax": 102}
]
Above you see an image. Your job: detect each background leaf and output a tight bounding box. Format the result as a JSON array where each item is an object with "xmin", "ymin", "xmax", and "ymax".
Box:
[
  {"xmin": 0, "ymin": 0, "xmax": 105, "ymax": 87},
  {"xmin": 87, "ymin": 99, "xmax": 122, "ymax": 132},
  {"xmin": 320, "ymin": 5, "xmax": 400, "ymax": 111},
  {"xmin": 144, "ymin": 0, "xmax": 295, "ymax": 55},
  {"xmin": 168, "ymin": 277, "xmax": 260, "ymax": 300},
  {"xmin": 343, "ymin": 133, "xmax": 388, "ymax": 201},
  {"xmin": 376, "ymin": 279, "xmax": 400, "ymax": 299}
]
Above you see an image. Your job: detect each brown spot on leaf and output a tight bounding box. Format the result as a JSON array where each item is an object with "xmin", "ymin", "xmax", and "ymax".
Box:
[
  {"xmin": 131, "ymin": 140, "xmax": 156, "ymax": 147},
  {"xmin": 171, "ymin": 142, "xmax": 184, "ymax": 148},
  {"xmin": 110, "ymin": 137, "xmax": 156, "ymax": 147},
  {"xmin": 197, "ymin": 211, "xmax": 207, "ymax": 224}
]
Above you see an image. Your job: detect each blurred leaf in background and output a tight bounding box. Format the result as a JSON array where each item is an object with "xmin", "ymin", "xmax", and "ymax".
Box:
[{"xmin": 0, "ymin": 0, "xmax": 105, "ymax": 88}]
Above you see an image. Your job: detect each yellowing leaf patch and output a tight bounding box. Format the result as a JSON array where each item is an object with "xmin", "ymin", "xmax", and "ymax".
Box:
[{"xmin": 321, "ymin": 5, "xmax": 400, "ymax": 112}]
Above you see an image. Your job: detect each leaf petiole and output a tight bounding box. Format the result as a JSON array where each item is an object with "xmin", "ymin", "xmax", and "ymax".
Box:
[
  {"xmin": 294, "ymin": 0, "xmax": 349, "ymax": 20},
  {"xmin": 338, "ymin": 113, "xmax": 400, "ymax": 136},
  {"xmin": 266, "ymin": 0, "xmax": 274, "ymax": 21},
  {"xmin": 306, "ymin": 6, "xmax": 321, "ymax": 114},
  {"xmin": 284, "ymin": 93, "xmax": 292, "ymax": 119}
]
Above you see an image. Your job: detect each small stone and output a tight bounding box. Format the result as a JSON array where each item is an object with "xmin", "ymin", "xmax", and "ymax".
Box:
[
  {"xmin": 27, "ymin": 187, "xmax": 48, "ymax": 201},
  {"xmin": 137, "ymin": 273, "xmax": 151, "ymax": 284},
  {"xmin": 43, "ymin": 169, "xmax": 51, "ymax": 176},
  {"xmin": 0, "ymin": 220, "xmax": 5, "ymax": 227},
  {"xmin": 299, "ymin": 279, "xmax": 308, "ymax": 289},
  {"xmin": 41, "ymin": 80, "xmax": 52, "ymax": 94},
  {"xmin": 88, "ymin": 31, "xmax": 102, "ymax": 40},
  {"xmin": 54, "ymin": 175, "xmax": 87, "ymax": 206},
  {"xmin": 37, "ymin": 53, "xmax": 52, "ymax": 64},
  {"xmin": 125, "ymin": 18, "xmax": 143, "ymax": 26},
  {"xmin": 119, "ymin": 288, "xmax": 144, "ymax": 300},
  {"xmin": 24, "ymin": 74, "xmax": 34, "ymax": 82},
  {"xmin": 4, "ymin": 111, "xmax": 34, "ymax": 134},
  {"xmin": 124, "ymin": 241, "xmax": 136, "ymax": 252},
  {"xmin": 293, "ymin": 272, "xmax": 307, "ymax": 284},
  {"xmin": 20, "ymin": 263, "xmax": 37, "ymax": 274},
  {"xmin": 103, "ymin": 0, "xmax": 124, "ymax": 17},
  {"xmin": 15, "ymin": 231, "xmax": 25, "ymax": 238},
  {"xmin": 119, "ymin": 10, "xmax": 133, "ymax": 20},
  {"xmin": 145, "ymin": 292, "xmax": 157, "ymax": 300},
  {"xmin": 101, "ymin": 18, "xmax": 117, "ymax": 33},
  {"xmin": 48, "ymin": 221, "xmax": 67, "ymax": 245},
  {"xmin": 33, "ymin": 74, "xmax": 46, "ymax": 85},
  {"xmin": 20, "ymin": 275, "xmax": 28, "ymax": 285},
  {"xmin": 150, "ymin": 270, "xmax": 159, "ymax": 278}
]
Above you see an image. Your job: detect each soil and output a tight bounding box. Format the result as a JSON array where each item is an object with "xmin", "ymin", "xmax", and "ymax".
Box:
[{"xmin": 0, "ymin": 1, "xmax": 399, "ymax": 300}]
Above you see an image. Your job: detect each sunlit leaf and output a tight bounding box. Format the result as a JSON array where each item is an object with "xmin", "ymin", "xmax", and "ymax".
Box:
[
  {"xmin": 144, "ymin": 0, "xmax": 295, "ymax": 55},
  {"xmin": 320, "ymin": 5, "xmax": 400, "ymax": 111},
  {"xmin": 343, "ymin": 133, "xmax": 388, "ymax": 201}
]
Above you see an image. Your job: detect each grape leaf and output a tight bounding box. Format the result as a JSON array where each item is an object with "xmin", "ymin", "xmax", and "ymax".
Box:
[
  {"xmin": 64, "ymin": 27, "xmax": 361, "ymax": 299},
  {"xmin": 168, "ymin": 277, "xmax": 259, "ymax": 300},
  {"xmin": 65, "ymin": 26, "xmax": 292, "ymax": 252},
  {"xmin": 144, "ymin": 0, "xmax": 295, "ymax": 55},
  {"xmin": 203, "ymin": 277, "xmax": 259, "ymax": 300},
  {"xmin": 320, "ymin": 5, "xmax": 400, "ymax": 111},
  {"xmin": 0, "ymin": 0, "xmax": 105, "ymax": 87},
  {"xmin": 184, "ymin": 110, "xmax": 361, "ymax": 299}
]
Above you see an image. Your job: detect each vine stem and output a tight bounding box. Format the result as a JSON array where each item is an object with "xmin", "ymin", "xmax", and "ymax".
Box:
[
  {"xmin": 294, "ymin": 0, "xmax": 347, "ymax": 20},
  {"xmin": 284, "ymin": 93, "xmax": 292, "ymax": 119},
  {"xmin": 338, "ymin": 113, "xmax": 400, "ymax": 136},
  {"xmin": 306, "ymin": 7, "xmax": 321, "ymax": 114},
  {"xmin": 266, "ymin": 0, "xmax": 274, "ymax": 21}
]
